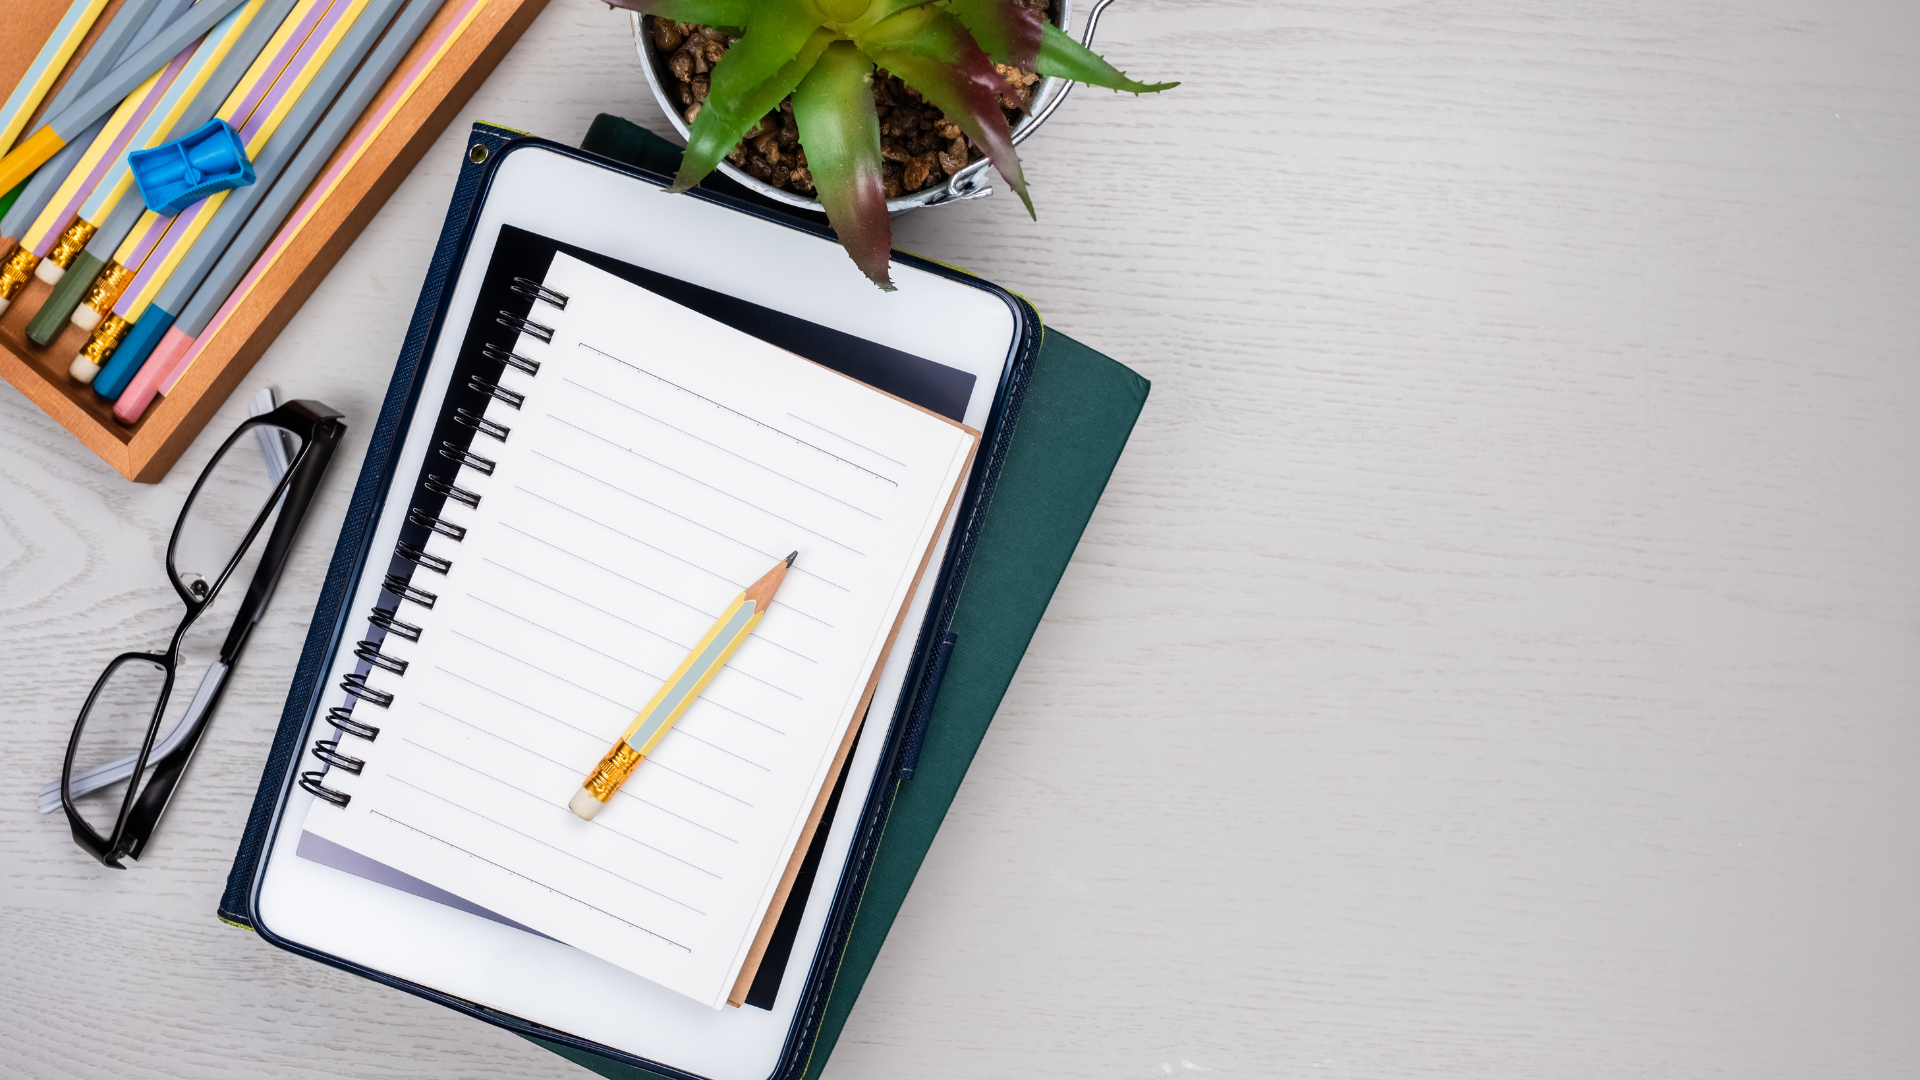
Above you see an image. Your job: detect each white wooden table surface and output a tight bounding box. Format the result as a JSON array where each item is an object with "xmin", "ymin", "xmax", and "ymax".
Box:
[{"xmin": 4, "ymin": 1, "xmax": 1917, "ymax": 1076}]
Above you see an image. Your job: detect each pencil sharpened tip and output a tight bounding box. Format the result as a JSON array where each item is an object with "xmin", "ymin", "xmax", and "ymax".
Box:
[{"xmin": 785, "ymin": 551, "xmax": 797, "ymax": 566}]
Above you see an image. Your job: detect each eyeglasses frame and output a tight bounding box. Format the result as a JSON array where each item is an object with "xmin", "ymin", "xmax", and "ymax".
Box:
[{"xmin": 61, "ymin": 400, "xmax": 345, "ymax": 868}]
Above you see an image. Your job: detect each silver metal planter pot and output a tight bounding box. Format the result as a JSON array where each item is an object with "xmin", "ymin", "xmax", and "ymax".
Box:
[{"xmin": 630, "ymin": 0, "xmax": 1117, "ymax": 214}]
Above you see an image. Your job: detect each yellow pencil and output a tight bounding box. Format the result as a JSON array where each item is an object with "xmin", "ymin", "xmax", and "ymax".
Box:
[{"xmin": 569, "ymin": 553, "xmax": 797, "ymax": 821}]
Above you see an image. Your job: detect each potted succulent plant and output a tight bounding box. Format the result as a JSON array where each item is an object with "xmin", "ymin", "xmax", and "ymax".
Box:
[{"xmin": 610, "ymin": 0, "xmax": 1174, "ymax": 288}]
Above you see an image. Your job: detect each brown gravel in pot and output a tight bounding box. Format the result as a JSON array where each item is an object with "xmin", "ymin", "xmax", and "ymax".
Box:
[{"xmin": 648, "ymin": 4, "xmax": 1052, "ymax": 199}]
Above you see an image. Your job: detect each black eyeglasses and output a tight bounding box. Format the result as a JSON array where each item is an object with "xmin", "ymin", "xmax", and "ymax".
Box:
[{"xmin": 60, "ymin": 399, "xmax": 345, "ymax": 867}]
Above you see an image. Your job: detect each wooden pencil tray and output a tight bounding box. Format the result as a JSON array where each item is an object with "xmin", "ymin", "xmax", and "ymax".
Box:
[{"xmin": 0, "ymin": 0, "xmax": 550, "ymax": 482}]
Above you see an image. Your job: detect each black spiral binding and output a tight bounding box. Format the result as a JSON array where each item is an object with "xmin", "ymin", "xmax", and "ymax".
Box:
[
  {"xmin": 366, "ymin": 606, "xmax": 422, "ymax": 641},
  {"xmin": 438, "ymin": 441, "xmax": 496, "ymax": 476},
  {"xmin": 302, "ymin": 285, "xmax": 565, "ymax": 810},
  {"xmin": 454, "ymin": 407, "xmax": 510, "ymax": 443},
  {"xmin": 467, "ymin": 375, "xmax": 525, "ymax": 410},
  {"xmin": 496, "ymin": 312, "xmax": 554, "ymax": 343},
  {"xmin": 355, "ymin": 638, "xmax": 410, "ymax": 674},
  {"xmin": 510, "ymin": 276, "xmax": 568, "ymax": 310},
  {"xmin": 341, "ymin": 671, "xmax": 394, "ymax": 708},
  {"xmin": 424, "ymin": 475, "xmax": 481, "ymax": 509},
  {"xmin": 481, "ymin": 342, "xmax": 539, "ymax": 376},
  {"xmin": 409, "ymin": 507, "xmax": 467, "ymax": 541},
  {"xmin": 380, "ymin": 572, "xmax": 437, "ymax": 609},
  {"xmin": 395, "ymin": 539, "xmax": 453, "ymax": 575},
  {"xmin": 311, "ymin": 740, "xmax": 365, "ymax": 774},
  {"xmin": 324, "ymin": 705, "xmax": 380, "ymax": 741}
]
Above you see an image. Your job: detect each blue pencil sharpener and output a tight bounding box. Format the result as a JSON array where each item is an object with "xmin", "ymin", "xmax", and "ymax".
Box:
[{"xmin": 129, "ymin": 118, "xmax": 255, "ymax": 215}]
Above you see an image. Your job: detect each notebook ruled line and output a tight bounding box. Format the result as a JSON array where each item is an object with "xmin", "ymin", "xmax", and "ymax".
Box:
[
  {"xmin": 514, "ymin": 484, "xmax": 851, "ymax": 600},
  {"xmin": 471, "ymin": 586, "xmax": 803, "ymax": 705},
  {"xmin": 446, "ymin": 629, "xmax": 634, "ymax": 710},
  {"xmin": 560, "ymin": 380, "xmax": 888, "ymax": 517},
  {"xmin": 526, "ymin": 449, "xmax": 851, "ymax": 595},
  {"xmin": 421, "ymin": 703, "xmax": 740, "ymax": 843},
  {"xmin": 583, "ymin": 345, "xmax": 901, "ymax": 485},
  {"xmin": 485, "ymin": 550, "xmax": 820, "ymax": 669},
  {"xmin": 396, "ymin": 743, "xmax": 723, "ymax": 882},
  {"xmin": 439, "ymin": 655, "xmax": 785, "ymax": 744},
  {"xmin": 498, "ymin": 518, "xmax": 836, "ymax": 631},
  {"xmin": 786, "ymin": 413, "xmax": 909, "ymax": 468},
  {"xmin": 551, "ymin": 418, "xmax": 869, "ymax": 557},
  {"xmin": 369, "ymin": 812, "xmax": 693, "ymax": 952}
]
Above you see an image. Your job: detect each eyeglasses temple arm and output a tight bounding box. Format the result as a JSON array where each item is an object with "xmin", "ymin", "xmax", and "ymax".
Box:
[{"xmin": 217, "ymin": 418, "xmax": 345, "ymax": 663}]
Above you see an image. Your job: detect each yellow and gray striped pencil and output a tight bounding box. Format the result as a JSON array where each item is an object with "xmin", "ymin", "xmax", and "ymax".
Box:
[{"xmin": 569, "ymin": 553, "xmax": 797, "ymax": 821}]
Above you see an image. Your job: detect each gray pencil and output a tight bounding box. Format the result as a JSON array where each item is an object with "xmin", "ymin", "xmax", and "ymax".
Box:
[
  {"xmin": 35, "ymin": 0, "xmax": 299, "ymax": 300},
  {"xmin": 172, "ymin": 0, "xmax": 447, "ymax": 340},
  {"xmin": 0, "ymin": 0, "xmax": 179, "ymax": 239},
  {"xmin": 89, "ymin": 0, "xmax": 441, "ymax": 399},
  {"xmin": 78, "ymin": 0, "xmax": 303, "ymax": 266},
  {"xmin": 0, "ymin": 0, "xmax": 249, "ymax": 195}
]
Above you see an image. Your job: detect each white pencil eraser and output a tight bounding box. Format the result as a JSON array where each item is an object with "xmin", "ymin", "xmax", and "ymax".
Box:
[{"xmin": 568, "ymin": 787, "xmax": 604, "ymax": 821}]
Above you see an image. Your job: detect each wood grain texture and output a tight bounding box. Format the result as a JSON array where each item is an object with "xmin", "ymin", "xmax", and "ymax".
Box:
[{"xmin": 3, "ymin": 1, "xmax": 1917, "ymax": 1077}]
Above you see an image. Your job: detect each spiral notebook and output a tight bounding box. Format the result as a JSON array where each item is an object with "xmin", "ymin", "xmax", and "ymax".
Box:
[{"xmin": 295, "ymin": 251, "xmax": 979, "ymax": 1010}]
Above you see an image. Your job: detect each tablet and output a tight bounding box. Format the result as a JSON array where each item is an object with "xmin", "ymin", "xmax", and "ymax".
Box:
[{"xmin": 240, "ymin": 139, "xmax": 1036, "ymax": 1080}]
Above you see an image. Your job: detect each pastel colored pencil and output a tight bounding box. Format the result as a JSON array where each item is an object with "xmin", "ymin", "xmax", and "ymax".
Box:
[
  {"xmin": 52, "ymin": 0, "xmax": 297, "ymax": 286},
  {"xmin": 0, "ymin": 0, "xmax": 250, "ymax": 194},
  {"xmin": 80, "ymin": 0, "xmax": 394, "ymax": 388},
  {"xmin": 0, "ymin": 0, "xmax": 181, "ymax": 312},
  {"xmin": 26, "ymin": 0, "xmax": 299, "ymax": 337},
  {"xmin": 0, "ymin": 0, "xmax": 176, "ymax": 240},
  {"xmin": 0, "ymin": 0, "xmax": 113, "ymax": 157},
  {"xmin": 22, "ymin": 62, "xmax": 181, "ymax": 262},
  {"xmin": 65, "ymin": 0, "xmax": 336, "ymax": 309},
  {"xmin": 19, "ymin": 0, "xmax": 285, "ymax": 329},
  {"xmin": 105, "ymin": 0, "xmax": 375, "ymax": 329},
  {"xmin": 134, "ymin": 0, "xmax": 493, "ymax": 415},
  {"xmin": 24, "ymin": 198, "xmax": 141, "ymax": 343},
  {"xmin": 570, "ymin": 554, "xmax": 797, "ymax": 821},
  {"xmin": 0, "ymin": 118, "xmax": 104, "ymax": 315},
  {"xmin": 92, "ymin": 0, "xmax": 438, "ymax": 403}
]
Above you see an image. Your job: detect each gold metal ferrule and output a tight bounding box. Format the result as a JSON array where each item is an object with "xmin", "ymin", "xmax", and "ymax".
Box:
[
  {"xmin": 80, "ymin": 314, "xmax": 132, "ymax": 366},
  {"xmin": 45, "ymin": 217, "xmax": 96, "ymax": 270},
  {"xmin": 0, "ymin": 245, "xmax": 39, "ymax": 300},
  {"xmin": 581, "ymin": 740, "xmax": 643, "ymax": 804},
  {"xmin": 80, "ymin": 261, "xmax": 134, "ymax": 313}
]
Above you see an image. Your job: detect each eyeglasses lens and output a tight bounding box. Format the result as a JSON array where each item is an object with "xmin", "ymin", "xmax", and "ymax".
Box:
[
  {"xmin": 69, "ymin": 657, "xmax": 171, "ymax": 835},
  {"xmin": 171, "ymin": 422, "xmax": 304, "ymax": 602}
]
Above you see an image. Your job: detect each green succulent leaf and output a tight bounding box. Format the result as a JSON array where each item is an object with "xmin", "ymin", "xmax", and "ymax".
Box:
[
  {"xmin": 601, "ymin": 0, "xmax": 755, "ymax": 26},
  {"xmin": 791, "ymin": 40, "xmax": 893, "ymax": 288},
  {"xmin": 675, "ymin": 18, "xmax": 837, "ymax": 192},
  {"xmin": 836, "ymin": 0, "xmax": 942, "ymax": 36},
  {"xmin": 855, "ymin": 5, "xmax": 965, "ymax": 59},
  {"xmin": 1036, "ymin": 21, "xmax": 1178, "ymax": 93},
  {"xmin": 638, "ymin": 0, "xmax": 1175, "ymax": 288},
  {"xmin": 941, "ymin": 0, "xmax": 1043, "ymax": 69},
  {"xmin": 867, "ymin": 43, "xmax": 1033, "ymax": 217}
]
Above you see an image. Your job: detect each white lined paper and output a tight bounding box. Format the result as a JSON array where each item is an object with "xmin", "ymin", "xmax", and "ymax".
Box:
[{"xmin": 304, "ymin": 254, "xmax": 976, "ymax": 1008}]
